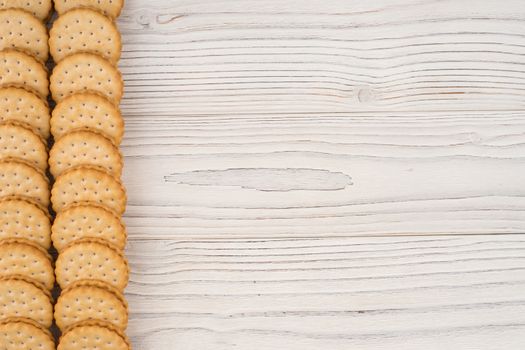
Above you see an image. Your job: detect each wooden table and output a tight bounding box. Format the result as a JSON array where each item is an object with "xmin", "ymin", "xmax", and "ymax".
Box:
[{"xmin": 118, "ymin": 1, "xmax": 525, "ymax": 348}]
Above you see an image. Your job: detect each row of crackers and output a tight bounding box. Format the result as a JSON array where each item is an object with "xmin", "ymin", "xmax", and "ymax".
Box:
[
  {"xmin": 0, "ymin": 1, "xmax": 56, "ymax": 347},
  {"xmin": 0, "ymin": 0, "xmax": 130, "ymax": 349},
  {"xmin": 49, "ymin": 2, "xmax": 130, "ymax": 350}
]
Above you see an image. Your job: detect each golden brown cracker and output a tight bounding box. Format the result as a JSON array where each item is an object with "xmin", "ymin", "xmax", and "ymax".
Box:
[
  {"xmin": 54, "ymin": 280, "xmax": 128, "ymax": 331},
  {"xmin": 0, "ymin": 276, "xmax": 53, "ymax": 327},
  {"xmin": 0, "ymin": 196, "xmax": 51, "ymax": 249},
  {"xmin": 0, "ymin": 159, "xmax": 50, "ymax": 208},
  {"xmin": 0, "ymin": 9, "xmax": 49, "ymax": 62},
  {"xmin": 50, "ymin": 53, "xmax": 123, "ymax": 105},
  {"xmin": 59, "ymin": 320, "xmax": 130, "ymax": 350},
  {"xmin": 49, "ymin": 130, "xmax": 122, "ymax": 178},
  {"xmin": 50, "ymin": 8, "xmax": 121, "ymax": 64},
  {"xmin": 0, "ymin": 317, "xmax": 55, "ymax": 350},
  {"xmin": 54, "ymin": 0, "xmax": 123, "ymax": 19},
  {"xmin": 0, "ymin": 50, "xmax": 48, "ymax": 99},
  {"xmin": 0, "ymin": 122, "xmax": 48, "ymax": 171},
  {"xmin": 0, "ymin": 0, "xmax": 52, "ymax": 21},
  {"xmin": 0, "ymin": 87, "xmax": 50, "ymax": 139},
  {"xmin": 52, "ymin": 202, "xmax": 126, "ymax": 252},
  {"xmin": 0, "ymin": 238, "xmax": 54, "ymax": 290},
  {"xmin": 55, "ymin": 238, "xmax": 128, "ymax": 291},
  {"xmin": 51, "ymin": 165, "xmax": 126, "ymax": 214},
  {"xmin": 51, "ymin": 92, "xmax": 124, "ymax": 145}
]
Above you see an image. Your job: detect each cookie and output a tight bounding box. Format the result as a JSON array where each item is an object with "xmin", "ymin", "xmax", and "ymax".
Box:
[
  {"xmin": 50, "ymin": 53, "xmax": 123, "ymax": 105},
  {"xmin": 0, "ymin": 238, "xmax": 54, "ymax": 290},
  {"xmin": 0, "ymin": 159, "xmax": 50, "ymax": 208},
  {"xmin": 49, "ymin": 130, "xmax": 123, "ymax": 178},
  {"xmin": 0, "ymin": 196, "xmax": 51, "ymax": 249},
  {"xmin": 0, "ymin": 317, "xmax": 55, "ymax": 350},
  {"xmin": 51, "ymin": 166, "xmax": 126, "ymax": 214},
  {"xmin": 54, "ymin": 0, "xmax": 124, "ymax": 19},
  {"xmin": 51, "ymin": 93, "xmax": 124, "ymax": 145},
  {"xmin": 0, "ymin": 276, "xmax": 53, "ymax": 328},
  {"xmin": 50, "ymin": 8, "xmax": 121, "ymax": 64},
  {"xmin": 54, "ymin": 280, "xmax": 128, "ymax": 331},
  {"xmin": 52, "ymin": 202, "xmax": 126, "ymax": 252},
  {"xmin": 0, "ymin": 9, "xmax": 49, "ymax": 62},
  {"xmin": 0, "ymin": 50, "xmax": 48, "ymax": 99},
  {"xmin": 0, "ymin": 122, "xmax": 48, "ymax": 171},
  {"xmin": 0, "ymin": 87, "xmax": 50, "ymax": 139},
  {"xmin": 55, "ymin": 238, "xmax": 128, "ymax": 290},
  {"xmin": 59, "ymin": 320, "xmax": 130, "ymax": 350},
  {"xmin": 0, "ymin": 0, "xmax": 52, "ymax": 21}
]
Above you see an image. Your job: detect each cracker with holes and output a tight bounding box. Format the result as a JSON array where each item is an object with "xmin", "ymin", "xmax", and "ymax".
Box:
[
  {"xmin": 0, "ymin": 318, "xmax": 55, "ymax": 350},
  {"xmin": 55, "ymin": 238, "xmax": 128, "ymax": 290},
  {"xmin": 54, "ymin": 280, "xmax": 128, "ymax": 331},
  {"xmin": 0, "ymin": 122, "xmax": 48, "ymax": 171},
  {"xmin": 51, "ymin": 166, "xmax": 126, "ymax": 214},
  {"xmin": 0, "ymin": 87, "xmax": 50, "ymax": 139},
  {"xmin": 0, "ymin": 0, "xmax": 52, "ymax": 21},
  {"xmin": 59, "ymin": 320, "xmax": 131, "ymax": 350},
  {"xmin": 0, "ymin": 197, "xmax": 51, "ymax": 249},
  {"xmin": 52, "ymin": 203, "xmax": 126, "ymax": 252},
  {"xmin": 0, "ymin": 9, "xmax": 49, "ymax": 62},
  {"xmin": 51, "ymin": 92, "xmax": 124, "ymax": 145},
  {"xmin": 50, "ymin": 53, "xmax": 123, "ymax": 105},
  {"xmin": 0, "ymin": 50, "xmax": 48, "ymax": 99},
  {"xmin": 49, "ymin": 130, "xmax": 122, "ymax": 178},
  {"xmin": 0, "ymin": 239, "xmax": 54, "ymax": 290},
  {"xmin": 0, "ymin": 276, "xmax": 53, "ymax": 327},
  {"xmin": 50, "ymin": 8, "xmax": 121, "ymax": 64},
  {"xmin": 0, "ymin": 159, "xmax": 49, "ymax": 207},
  {"xmin": 54, "ymin": 0, "xmax": 124, "ymax": 19}
]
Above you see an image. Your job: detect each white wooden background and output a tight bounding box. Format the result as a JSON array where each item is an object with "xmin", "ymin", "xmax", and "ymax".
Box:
[{"xmin": 117, "ymin": 1, "xmax": 525, "ymax": 348}]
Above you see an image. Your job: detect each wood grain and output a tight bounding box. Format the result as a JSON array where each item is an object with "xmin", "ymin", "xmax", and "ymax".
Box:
[
  {"xmin": 119, "ymin": 0, "xmax": 525, "ymax": 114},
  {"xmin": 126, "ymin": 235, "xmax": 525, "ymax": 349},
  {"xmin": 122, "ymin": 109, "xmax": 525, "ymax": 238},
  {"xmin": 117, "ymin": 0, "xmax": 525, "ymax": 348},
  {"xmin": 118, "ymin": 0, "xmax": 525, "ymax": 238}
]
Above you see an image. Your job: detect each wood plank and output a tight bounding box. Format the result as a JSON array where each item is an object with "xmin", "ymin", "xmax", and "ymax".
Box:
[
  {"xmin": 122, "ymin": 110, "xmax": 525, "ymax": 238},
  {"xmin": 118, "ymin": 0, "xmax": 525, "ymax": 114},
  {"xmin": 117, "ymin": 1, "xmax": 525, "ymax": 348},
  {"xmin": 125, "ymin": 234, "xmax": 525, "ymax": 349}
]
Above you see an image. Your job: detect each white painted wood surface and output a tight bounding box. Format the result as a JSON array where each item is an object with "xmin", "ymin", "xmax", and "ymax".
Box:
[
  {"xmin": 118, "ymin": 1, "xmax": 525, "ymax": 348},
  {"xmin": 126, "ymin": 235, "xmax": 525, "ymax": 349}
]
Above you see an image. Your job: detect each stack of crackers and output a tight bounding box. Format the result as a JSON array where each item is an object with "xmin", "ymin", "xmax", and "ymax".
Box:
[{"xmin": 0, "ymin": 0, "xmax": 129, "ymax": 349}]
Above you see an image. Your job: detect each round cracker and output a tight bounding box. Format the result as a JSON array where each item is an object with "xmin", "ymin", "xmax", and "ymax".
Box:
[
  {"xmin": 0, "ymin": 87, "xmax": 50, "ymax": 139},
  {"xmin": 54, "ymin": 0, "xmax": 123, "ymax": 19},
  {"xmin": 0, "ymin": 0, "xmax": 52, "ymax": 21},
  {"xmin": 51, "ymin": 92, "xmax": 124, "ymax": 145},
  {"xmin": 0, "ymin": 159, "xmax": 50, "ymax": 208},
  {"xmin": 51, "ymin": 166, "xmax": 126, "ymax": 214},
  {"xmin": 59, "ymin": 320, "xmax": 130, "ymax": 350},
  {"xmin": 0, "ymin": 317, "xmax": 55, "ymax": 350},
  {"xmin": 0, "ymin": 276, "xmax": 53, "ymax": 328},
  {"xmin": 49, "ymin": 130, "xmax": 122, "ymax": 178},
  {"xmin": 55, "ymin": 280, "xmax": 128, "ymax": 331},
  {"xmin": 52, "ymin": 202, "xmax": 126, "ymax": 252},
  {"xmin": 56, "ymin": 238, "xmax": 128, "ymax": 291},
  {"xmin": 0, "ymin": 122, "xmax": 48, "ymax": 171},
  {"xmin": 0, "ymin": 196, "xmax": 51, "ymax": 249},
  {"xmin": 50, "ymin": 53, "xmax": 123, "ymax": 105},
  {"xmin": 0, "ymin": 9, "xmax": 49, "ymax": 62},
  {"xmin": 50, "ymin": 8, "xmax": 121, "ymax": 64},
  {"xmin": 59, "ymin": 322, "xmax": 129, "ymax": 350},
  {"xmin": 0, "ymin": 50, "xmax": 48, "ymax": 99},
  {"xmin": 0, "ymin": 239, "xmax": 54, "ymax": 290}
]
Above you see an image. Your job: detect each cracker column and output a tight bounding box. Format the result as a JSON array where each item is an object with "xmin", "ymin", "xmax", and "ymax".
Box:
[
  {"xmin": 48, "ymin": 2, "xmax": 130, "ymax": 349},
  {"xmin": 0, "ymin": 2, "xmax": 56, "ymax": 349}
]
